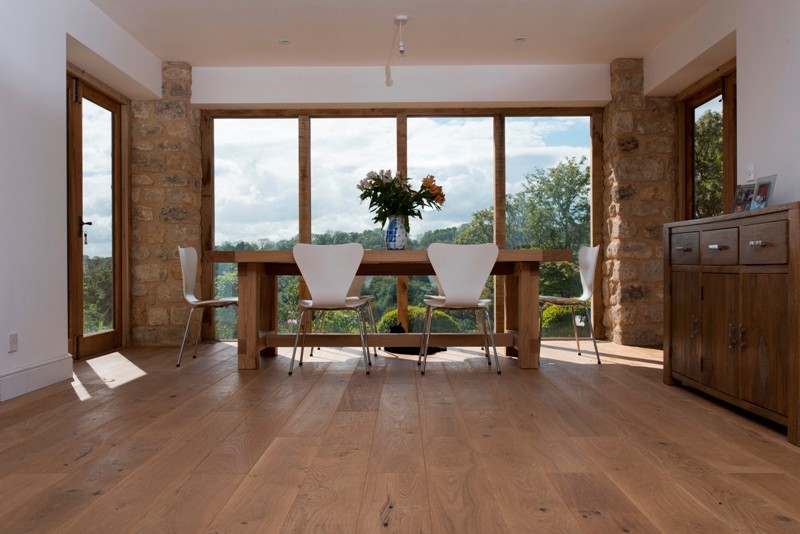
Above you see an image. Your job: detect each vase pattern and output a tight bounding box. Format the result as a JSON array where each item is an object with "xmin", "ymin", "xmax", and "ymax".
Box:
[{"xmin": 384, "ymin": 215, "xmax": 408, "ymax": 250}]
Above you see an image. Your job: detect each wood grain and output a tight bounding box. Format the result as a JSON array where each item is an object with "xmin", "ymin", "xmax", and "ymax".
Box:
[{"xmin": 0, "ymin": 341, "xmax": 798, "ymax": 532}]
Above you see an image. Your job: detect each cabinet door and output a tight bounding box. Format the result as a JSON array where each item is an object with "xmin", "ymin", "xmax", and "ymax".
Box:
[
  {"xmin": 700, "ymin": 273, "xmax": 739, "ymax": 397},
  {"xmin": 740, "ymin": 273, "xmax": 788, "ymax": 415},
  {"xmin": 670, "ymin": 271, "xmax": 701, "ymax": 381}
]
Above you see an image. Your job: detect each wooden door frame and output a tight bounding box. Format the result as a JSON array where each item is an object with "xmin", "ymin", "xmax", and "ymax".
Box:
[{"xmin": 66, "ymin": 67, "xmax": 131, "ymax": 358}]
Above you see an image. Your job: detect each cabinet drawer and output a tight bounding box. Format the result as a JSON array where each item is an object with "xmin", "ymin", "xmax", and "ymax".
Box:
[
  {"xmin": 670, "ymin": 232, "xmax": 699, "ymax": 264},
  {"xmin": 740, "ymin": 220, "xmax": 788, "ymax": 265},
  {"xmin": 700, "ymin": 228, "xmax": 738, "ymax": 265}
]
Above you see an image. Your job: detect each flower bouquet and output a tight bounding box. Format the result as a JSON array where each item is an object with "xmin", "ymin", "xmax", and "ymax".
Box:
[{"xmin": 356, "ymin": 169, "xmax": 445, "ymax": 232}]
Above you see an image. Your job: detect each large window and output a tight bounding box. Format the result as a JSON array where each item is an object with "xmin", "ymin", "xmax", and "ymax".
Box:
[{"xmin": 207, "ymin": 110, "xmax": 596, "ymax": 337}]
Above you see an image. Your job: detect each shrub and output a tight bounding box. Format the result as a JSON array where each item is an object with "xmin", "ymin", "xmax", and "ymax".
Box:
[
  {"xmin": 377, "ymin": 305, "xmax": 461, "ymax": 333},
  {"xmin": 540, "ymin": 304, "xmax": 590, "ymax": 338}
]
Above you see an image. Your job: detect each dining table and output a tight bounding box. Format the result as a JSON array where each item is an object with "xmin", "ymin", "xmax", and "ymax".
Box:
[{"xmin": 204, "ymin": 248, "xmax": 572, "ymax": 370}]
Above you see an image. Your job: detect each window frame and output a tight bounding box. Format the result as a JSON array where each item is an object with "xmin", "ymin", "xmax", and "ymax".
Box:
[
  {"xmin": 200, "ymin": 107, "xmax": 604, "ymax": 334},
  {"xmin": 678, "ymin": 60, "xmax": 737, "ymax": 220}
]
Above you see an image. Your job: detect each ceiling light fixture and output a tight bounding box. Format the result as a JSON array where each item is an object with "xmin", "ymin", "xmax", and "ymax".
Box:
[
  {"xmin": 385, "ymin": 15, "xmax": 410, "ymax": 87},
  {"xmin": 395, "ymin": 15, "xmax": 408, "ymax": 61}
]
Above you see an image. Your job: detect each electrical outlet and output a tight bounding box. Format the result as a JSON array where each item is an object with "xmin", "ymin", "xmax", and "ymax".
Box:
[{"xmin": 8, "ymin": 332, "xmax": 18, "ymax": 353}]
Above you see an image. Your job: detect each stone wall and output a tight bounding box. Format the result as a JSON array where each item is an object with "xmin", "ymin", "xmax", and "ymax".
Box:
[
  {"xmin": 602, "ymin": 59, "xmax": 677, "ymax": 346},
  {"xmin": 130, "ymin": 62, "xmax": 202, "ymax": 346}
]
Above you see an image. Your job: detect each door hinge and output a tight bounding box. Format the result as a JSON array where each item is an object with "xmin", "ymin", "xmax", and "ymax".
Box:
[{"xmin": 74, "ymin": 335, "xmax": 81, "ymax": 360}]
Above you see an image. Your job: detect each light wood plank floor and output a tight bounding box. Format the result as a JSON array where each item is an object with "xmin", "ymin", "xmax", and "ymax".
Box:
[{"xmin": 1, "ymin": 341, "xmax": 799, "ymax": 533}]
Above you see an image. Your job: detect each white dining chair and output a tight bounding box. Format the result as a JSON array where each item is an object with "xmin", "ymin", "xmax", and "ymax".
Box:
[
  {"xmin": 290, "ymin": 243, "xmax": 372, "ymax": 375},
  {"xmin": 177, "ymin": 246, "xmax": 238, "ymax": 367},
  {"xmin": 310, "ymin": 276, "xmax": 377, "ymax": 359},
  {"xmin": 418, "ymin": 243, "xmax": 501, "ymax": 375},
  {"xmin": 538, "ymin": 244, "xmax": 601, "ymax": 364}
]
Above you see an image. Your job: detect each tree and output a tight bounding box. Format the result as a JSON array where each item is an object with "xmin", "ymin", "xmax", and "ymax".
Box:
[{"xmin": 693, "ymin": 109, "xmax": 723, "ymax": 218}]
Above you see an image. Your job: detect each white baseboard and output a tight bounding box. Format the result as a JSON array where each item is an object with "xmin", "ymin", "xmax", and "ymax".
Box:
[{"xmin": 0, "ymin": 354, "xmax": 73, "ymax": 401}]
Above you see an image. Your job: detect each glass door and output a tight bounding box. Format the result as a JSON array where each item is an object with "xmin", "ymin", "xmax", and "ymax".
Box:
[{"xmin": 67, "ymin": 77, "xmax": 122, "ymax": 358}]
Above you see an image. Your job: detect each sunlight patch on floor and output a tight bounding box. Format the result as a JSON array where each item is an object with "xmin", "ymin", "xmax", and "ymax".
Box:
[
  {"xmin": 86, "ymin": 351, "xmax": 148, "ymax": 389},
  {"xmin": 70, "ymin": 373, "xmax": 92, "ymax": 401}
]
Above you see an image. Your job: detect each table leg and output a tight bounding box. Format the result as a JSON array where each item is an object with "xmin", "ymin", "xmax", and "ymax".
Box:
[
  {"xmin": 513, "ymin": 261, "xmax": 540, "ymax": 369},
  {"xmin": 238, "ymin": 262, "xmax": 261, "ymax": 369}
]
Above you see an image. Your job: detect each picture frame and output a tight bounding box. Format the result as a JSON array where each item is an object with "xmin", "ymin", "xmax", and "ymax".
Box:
[
  {"xmin": 732, "ymin": 183, "xmax": 755, "ymax": 213},
  {"xmin": 751, "ymin": 174, "xmax": 777, "ymax": 210}
]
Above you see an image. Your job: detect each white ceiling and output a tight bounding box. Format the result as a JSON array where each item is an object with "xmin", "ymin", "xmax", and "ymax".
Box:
[{"xmin": 89, "ymin": 0, "xmax": 712, "ymax": 67}]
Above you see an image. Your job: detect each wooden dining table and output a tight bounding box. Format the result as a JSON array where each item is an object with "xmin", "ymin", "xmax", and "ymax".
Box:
[{"xmin": 205, "ymin": 248, "xmax": 572, "ymax": 370}]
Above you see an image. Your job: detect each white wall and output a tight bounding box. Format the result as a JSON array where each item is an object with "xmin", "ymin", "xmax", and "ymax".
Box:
[
  {"xmin": 0, "ymin": 0, "xmax": 72, "ymax": 399},
  {"xmin": 192, "ymin": 64, "xmax": 611, "ymax": 108},
  {"xmin": 1, "ymin": 0, "xmax": 798, "ymax": 400},
  {"xmin": 735, "ymin": 0, "xmax": 800, "ymax": 205}
]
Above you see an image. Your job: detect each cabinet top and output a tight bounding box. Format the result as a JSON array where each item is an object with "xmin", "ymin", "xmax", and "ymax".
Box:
[{"xmin": 664, "ymin": 201, "xmax": 800, "ymax": 230}]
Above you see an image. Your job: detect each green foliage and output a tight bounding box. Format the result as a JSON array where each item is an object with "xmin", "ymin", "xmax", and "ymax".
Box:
[
  {"xmin": 507, "ymin": 156, "xmax": 591, "ymax": 253},
  {"xmin": 693, "ymin": 110, "xmax": 724, "ymax": 218},
  {"xmin": 83, "ymin": 256, "xmax": 113, "ymax": 334},
  {"xmin": 540, "ymin": 304, "xmax": 591, "ymax": 338},
  {"xmin": 376, "ymin": 305, "xmax": 461, "ymax": 333},
  {"xmin": 454, "ymin": 208, "xmax": 493, "ymax": 244}
]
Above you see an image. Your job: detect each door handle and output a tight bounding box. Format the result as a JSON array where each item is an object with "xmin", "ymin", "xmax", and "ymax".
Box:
[{"xmin": 80, "ymin": 217, "xmax": 92, "ymax": 244}]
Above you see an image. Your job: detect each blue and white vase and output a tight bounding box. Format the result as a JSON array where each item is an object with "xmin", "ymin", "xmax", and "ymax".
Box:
[{"xmin": 384, "ymin": 215, "xmax": 408, "ymax": 250}]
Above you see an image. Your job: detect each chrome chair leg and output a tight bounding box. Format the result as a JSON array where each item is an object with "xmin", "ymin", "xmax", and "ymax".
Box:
[
  {"xmin": 356, "ymin": 308, "xmax": 371, "ymax": 374},
  {"xmin": 177, "ymin": 306, "xmax": 197, "ymax": 368},
  {"xmin": 570, "ymin": 308, "xmax": 582, "ymax": 355},
  {"xmin": 418, "ymin": 305, "xmax": 434, "ymax": 374},
  {"xmin": 289, "ymin": 309, "xmax": 307, "ymax": 375},
  {"xmin": 582, "ymin": 303, "xmax": 601, "ymax": 364},
  {"xmin": 482, "ymin": 308, "xmax": 501, "ymax": 373}
]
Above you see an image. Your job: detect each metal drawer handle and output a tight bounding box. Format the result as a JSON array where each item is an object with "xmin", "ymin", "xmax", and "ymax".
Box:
[
  {"xmin": 707, "ymin": 244, "xmax": 726, "ymax": 250},
  {"xmin": 674, "ymin": 246, "xmax": 692, "ymax": 252},
  {"xmin": 748, "ymin": 240, "xmax": 767, "ymax": 247}
]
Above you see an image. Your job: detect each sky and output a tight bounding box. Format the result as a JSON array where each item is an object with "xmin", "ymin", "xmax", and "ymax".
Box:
[
  {"xmin": 82, "ymin": 100, "xmax": 114, "ymax": 259},
  {"xmin": 214, "ymin": 115, "xmax": 591, "ymax": 245}
]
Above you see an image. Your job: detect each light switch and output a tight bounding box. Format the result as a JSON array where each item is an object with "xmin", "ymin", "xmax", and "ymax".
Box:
[{"xmin": 745, "ymin": 164, "xmax": 756, "ymax": 182}]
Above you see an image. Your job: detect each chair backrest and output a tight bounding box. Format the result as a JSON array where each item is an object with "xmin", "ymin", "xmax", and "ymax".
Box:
[
  {"xmin": 347, "ymin": 275, "xmax": 366, "ymax": 297},
  {"xmin": 427, "ymin": 243, "xmax": 499, "ymax": 307},
  {"xmin": 293, "ymin": 243, "xmax": 364, "ymax": 307},
  {"xmin": 178, "ymin": 246, "xmax": 199, "ymax": 303},
  {"xmin": 577, "ymin": 245, "xmax": 600, "ymax": 301}
]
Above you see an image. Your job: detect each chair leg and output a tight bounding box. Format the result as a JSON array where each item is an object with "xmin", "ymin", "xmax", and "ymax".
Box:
[
  {"xmin": 355, "ymin": 308, "xmax": 371, "ymax": 375},
  {"xmin": 477, "ymin": 309, "xmax": 491, "ymax": 363},
  {"xmin": 582, "ymin": 303, "xmax": 601, "ymax": 364},
  {"xmin": 191, "ymin": 307, "xmax": 205, "ymax": 359},
  {"xmin": 482, "ymin": 308, "xmax": 501, "ymax": 374},
  {"xmin": 366, "ymin": 300, "xmax": 378, "ymax": 359},
  {"xmin": 418, "ymin": 305, "xmax": 434, "ymax": 375},
  {"xmin": 310, "ymin": 310, "xmax": 326, "ymax": 357},
  {"xmin": 570, "ymin": 307, "xmax": 582, "ymax": 355},
  {"xmin": 176, "ymin": 306, "xmax": 198, "ymax": 367},
  {"xmin": 289, "ymin": 309, "xmax": 307, "ymax": 375}
]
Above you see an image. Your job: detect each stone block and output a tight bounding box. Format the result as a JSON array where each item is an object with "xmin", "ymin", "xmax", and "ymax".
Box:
[
  {"xmin": 159, "ymin": 206, "xmax": 189, "ymax": 223},
  {"xmin": 160, "ymin": 174, "xmax": 190, "ymax": 187},
  {"xmin": 133, "ymin": 263, "xmax": 168, "ymax": 282},
  {"xmin": 148, "ymin": 307, "xmax": 170, "ymax": 326},
  {"xmin": 133, "ymin": 206, "xmax": 154, "ymax": 221},
  {"xmin": 132, "ymin": 327, "xmax": 158, "ymax": 345},
  {"xmin": 155, "ymin": 100, "xmax": 188, "ymax": 120}
]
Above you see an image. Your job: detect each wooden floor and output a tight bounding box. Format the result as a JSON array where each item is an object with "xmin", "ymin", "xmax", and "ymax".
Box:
[{"xmin": 1, "ymin": 342, "xmax": 799, "ymax": 533}]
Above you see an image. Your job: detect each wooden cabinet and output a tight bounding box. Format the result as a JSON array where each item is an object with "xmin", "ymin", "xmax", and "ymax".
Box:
[{"xmin": 664, "ymin": 203, "xmax": 800, "ymax": 445}]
